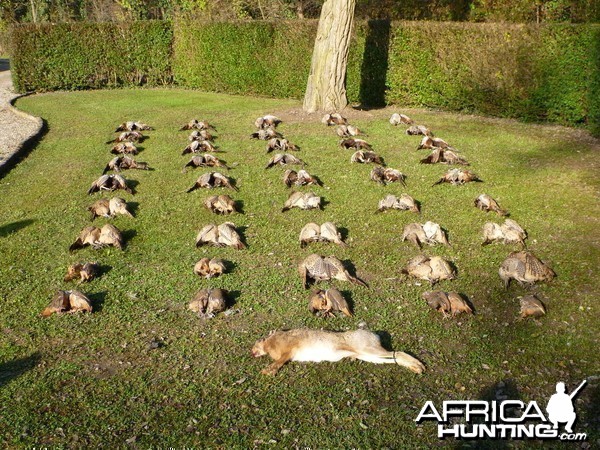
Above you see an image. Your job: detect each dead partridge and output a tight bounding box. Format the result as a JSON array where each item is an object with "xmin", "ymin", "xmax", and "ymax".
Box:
[
  {"xmin": 447, "ymin": 292, "xmax": 473, "ymax": 316},
  {"xmin": 376, "ymin": 194, "xmax": 420, "ymax": 214},
  {"xmin": 87, "ymin": 198, "xmax": 111, "ymax": 220},
  {"xmin": 299, "ymin": 222, "xmax": 347, "ymax": 248},
  {"xmin": 406, "ymin": 125, "xmax": 432, "ymax": 136},
  {"xmin": 103, "ymin": 156, "xmax": 150, "ymax": 174},
  {"xmin": 180, "ymin": 119, "xmax": 217, "ymax": 131},
  {"xmin": 265, "ymin": 153, "xmax": 306, "ymax": 169},
  {"xmin": 370, "ymin": 167, "xmax": 406, "ymax": 186},
  {"xmin": 322, "ymin": 113, "xmax": 348, "ymax": 126},
  {"xmin": 422, "ymin": 291, "xmax": 451, "ymax": 317},
  {"xmin": 111, "ymin": 142, "xmax": 138, "ymax": 155},
  {"xmin": 422, "ymin": 221, "xmax": 449, "ymax": 246},
  {"xmin": 182, "ymin": 139, "xmax": 218, "ymax": 155},
  {"xmin": 474, "ymin": 194, "xmax": 508, "ymax": 216},
  {"xmin": 420, "ymin": 148, "xmax": 469, "ymax": 165},
  {"xmin": 108, "ymin": 131, "xmax": 145, "ymax": 144},
  {"xmin": 69, "ymin": 226, "xmax": 101, "ymax": 251},
  {"xmin": 336, "ymin": 125, "xmax": 363, "ymax": 137},
  {"xmin": 42, "ymin": 290, "xmax": 93, "ymax": 317},
  {"xmin": 88, "ymin": 174, "xmax": 134, "ymax": 195},
  {"xmin": 482, "ymin": 219, "xmax": 527, "ymax": 247},
  {"xmin": 188, "ymin": 288, "xmax": 228, "ymax": 318},
  {"xmin": 188, "ymin": 129, "xmax": 215, "ymax": 142},
  {"xmin": 97, "ymin": 224, "xmax": 123, "ymax": 250},
  {"xmin": 390, "ymin": 113, "xmax": 414, "ymax": 126},
  {"xmin": 519, "ymin": 295, "xmax": 546, "ymax": 319},
  {"xmin": 251, "ymin": 128, "xmax": 283, "ymax": 140},
  {"xmin": 309, "ymin": 288, "xmax": 352, "ymax": 317},
  {"xmin": 204, "ymin": 194, "xmax": 237, "ymax": 215},
  {"xmin": 255, "ymin": 115, "xmax": 282, "ymax": 129},
  {"xmin": 432, "ymin": 168, "xmax": 481, "ymax": 186},
  {"xmin": 282, "ymin": 191, "xmax": 321, "ymax": 212},
  {"xmin": 298, "ymin": 254, "xmax": 367, "ymax": 289},
  {"xmin": 283, "ymin": 169, "xmax": 321, "ymax": 187},
  {"xmin": 186, "ymin": 172, "xmax": 237, "ymax": 192},
  {"xmin": 89, "ymin": 197, "xmax": 134, "ymax": 220},
  {"xmin": 266, "ymin": 138, "xmax": 299, "ymax": 153},
  {"xmin": 115, "ymin": 121, "xmax": 152, "ymax": 132},
  {"xmin": 351, "ymin": 150, "xmax": 385, "ymax": 165},
  {"xmin": 194, "ymin": 258, "xmax": 226, "ymax": 278},
  {"xmin": 417, "ymin": 136, "xmax": 450, "ymax": 150},
  {"xmin": 499, "ymin": 251, "xmax": 555, "ymax": 289},
  {"xmin": 340, "ymin": 138, "xmax": 372, "ymax": 151},
  {"xmin": 402, "ymin": 255, "xmax": 455, "ymax": 285},
  {"xmin": 183, "ymin": 154, "xmax": 229, "ymax": 172},
  {"xmin": 64, "ymin": 262, "xmax": 99, "ymax": 283},
  {"xmin": 195, "ymin": 223, "xmax": 245, "ymax": 249}
]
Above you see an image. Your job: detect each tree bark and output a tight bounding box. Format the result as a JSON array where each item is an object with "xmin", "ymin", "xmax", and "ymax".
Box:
[{"xmin": 303, "ymin": 0, "xmax": 356, "ymax": 113}]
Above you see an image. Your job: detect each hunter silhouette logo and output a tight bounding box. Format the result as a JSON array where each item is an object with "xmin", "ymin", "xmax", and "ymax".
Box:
[
  {"xmin": 546, "ymin": 380, "xmax": 586, "ymax": 433},
  {"xmin": 416, "ymin": 379, "xmax": 588, "ymax": 441}
]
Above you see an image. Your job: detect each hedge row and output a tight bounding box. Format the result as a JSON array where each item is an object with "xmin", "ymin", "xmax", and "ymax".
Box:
[
  {"xmin": 10, "ymin": 20, "xmax": 599, "ymax": 135},
  {"xmin": 10, "ymin": 21, "xmax": 172, "ymax": 91},
  {"xmin": 385, "ymin": 22, "xmax": 600, "ymax": 130},
  {"xmin": 173, "ymin": 20, "xmax": 317, "ymax": 99}
]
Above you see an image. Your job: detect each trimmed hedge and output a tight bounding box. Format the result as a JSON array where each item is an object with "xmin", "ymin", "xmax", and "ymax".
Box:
[
  {"xmin": 173, "ymin": 20, "xmax": 318, "ymax": 99},
  {"xmin": 385, "ymin": 22, "xmax": 600, "ymax": 130},
  {"xmin": 10, "ymin": 21, "xmax": 172, "ymax": 91},
  {"xmin": 9, "ymin": 20, "xmax": 599, "ymax": 135}
]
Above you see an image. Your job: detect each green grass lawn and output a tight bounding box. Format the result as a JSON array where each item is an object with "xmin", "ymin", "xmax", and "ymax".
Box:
[{"xmin": 1, "ymin": 89, "xmax": 598, "ymax": 448}]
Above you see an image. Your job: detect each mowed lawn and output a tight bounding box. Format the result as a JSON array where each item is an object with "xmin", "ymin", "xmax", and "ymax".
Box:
[{"xmin": 1, "ymin": 89, "xmax": 598, "ymax": 448}]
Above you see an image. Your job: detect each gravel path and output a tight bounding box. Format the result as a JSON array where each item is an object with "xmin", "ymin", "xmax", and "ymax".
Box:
[{"xmin": 0, "ymin": 60, "xmax": 45, "ymax": 172}]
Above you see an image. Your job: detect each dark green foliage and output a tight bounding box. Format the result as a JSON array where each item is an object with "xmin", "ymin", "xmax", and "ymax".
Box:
[
  {"xmin": 9, "ymin": 19, "xmax": 599, "ymax": 135},
  {"xmin": 385, "ymin": 22, "xmax": 600, "ymax": 135},
  {"xmin": 173, "ymin": 20, "xmax": 317, "ymax": 99},
  {"xmin": 10, "ymin": 21, "xmax": 173, "ymax": 92}
]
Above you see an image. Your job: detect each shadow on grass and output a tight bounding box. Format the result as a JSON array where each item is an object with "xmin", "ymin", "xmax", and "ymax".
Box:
[
  {"xmin": 0, "ymin": 353, "xmax": 41, "ymax": 388},
  {"xmin": 339, "ymin": 289, "xmax": 355, "ymax": 315},
  {"xmin": 226, "ymin": 289, "xmax": 241, "ymax": 309},
  {"xmin": 88, "ymin": 291, "xmax": 109, "ymax": 313},
  {"xmin": 236, "ymin": 225, "xmax": 249, "ymax": 249},
  {"xmin": 122, "ymin": 229, "xmax": 138, "ymax": 249},
  {"xmin": 0, "ymin": 219, "xmax": 34, "ymax": 237},
  {"xmin": 341, "ymin": 259, "xmax": 369, "ymax": 288},
  {"xmin": 450, "ymin": 379, "xmax": 520, "ymax": 449},
  {"xmin": 127, "ymin": 201, "xmax": 140, "ymax": 217},
  {"xmin": 234, "ymin": 199, "xmax": 245, "ymax": 214},
  {"xmin": 223, "ymin": 259, "xmax": 237, "ymax": 275}
]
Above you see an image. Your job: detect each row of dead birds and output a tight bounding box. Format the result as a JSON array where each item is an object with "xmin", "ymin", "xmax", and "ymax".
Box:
[
  {"xmin": 180, "ymin": 118, "xmax": 244, "ymax": 318},
  {"xmin": 44, "ymin": 121, "xmax": 154, "ymax": 316},
  {"xmin": 388, "ymin": 111, "xmax": 553, "ymax": 318}
]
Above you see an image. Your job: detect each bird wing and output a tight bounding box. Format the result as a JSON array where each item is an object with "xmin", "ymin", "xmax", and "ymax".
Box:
[
  {"xmin": 68, "ymin": 290, "xmax": 93, "ymax": 313},
  {"xmin": 319, "ymin": 222, "xmax": 346, "ymax": 246},
  {"xmin": 196, "ymin": 224, "xmax": 218, "ymax": 247},
  {"xmin": 325, "ymin": 288, "xmax": 352, "ymax": 316},
  {"xmin": 217, "ymin": 223, "xmax": 245, "ymax": 249}
]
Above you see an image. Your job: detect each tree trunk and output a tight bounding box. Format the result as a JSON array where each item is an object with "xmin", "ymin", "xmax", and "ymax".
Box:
[{"xmin": 303, "ymin": 0, "xmax": 356, "ymax": 113}]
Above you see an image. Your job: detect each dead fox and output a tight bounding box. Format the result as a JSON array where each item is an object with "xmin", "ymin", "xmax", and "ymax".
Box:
[{"xmin": 252, "ymin": 328, "xmax": 425, "ymax": 376}]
